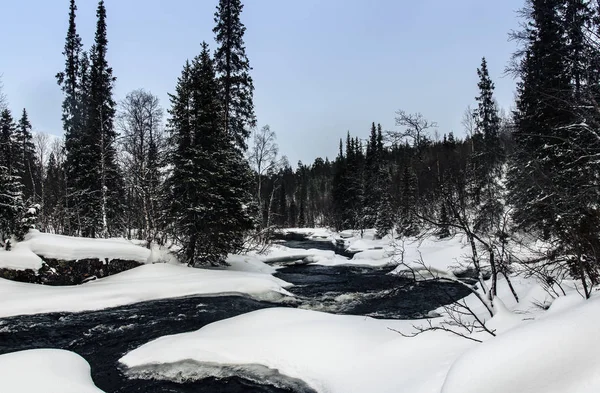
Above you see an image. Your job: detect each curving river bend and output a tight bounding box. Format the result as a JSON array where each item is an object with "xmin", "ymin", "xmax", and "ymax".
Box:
[{"xmin": 0, "ymin": 242, "xmax": 468, "ymax": 393}]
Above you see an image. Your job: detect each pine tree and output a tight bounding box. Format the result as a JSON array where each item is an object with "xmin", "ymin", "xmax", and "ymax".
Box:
[
  {"xmin": 0, "ymin": 109, "xmax": 24, "ymax": 243},
  {"xmin": 14, "ymin": 109, "xmax": 37, "ymax": 202},
  {"xmin": 399, "ymin": 166, "xmax": 418, "ymax": 236},
  {"xmin": 509, "ymin": 0, "xmax": 600, "ymax": 294},
  {"xmin": 471, "ymin": 57, "xmax": 504, "ymax": 234},
  {"xmin": 363, "ymin": 122, "xmax": 379, "ymax": 228},
  {"xmin": 83, "ymin": 0, "xmax": 124, "ymax": 237},
  {"xmin": 213, "ymin": 0, "xmax": 255, "ymax": 151},
  {"xmin": 332, "ymin": 138, "xmax": 347, "ymax": 230},
  {"xmin": 56, "ymin": 0, "xmax": 84, "ymax": 235},
  {"xmin": 165, "ymin": 43, "xmax": 255, "ymax": 266},
  {"xmin": 508, "ymin": 0, "xmax": 573, "ymax": 233}
]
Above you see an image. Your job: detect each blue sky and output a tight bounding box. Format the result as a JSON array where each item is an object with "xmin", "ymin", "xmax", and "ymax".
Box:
[{"xmin": 0, "ymin": 0, "xmax": 523, "ymax": 165}]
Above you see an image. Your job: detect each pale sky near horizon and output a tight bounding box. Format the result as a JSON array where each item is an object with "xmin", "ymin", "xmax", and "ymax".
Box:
[{"xmin": 0, "ymin": 0, "xmax": 523, "ymax": 165}]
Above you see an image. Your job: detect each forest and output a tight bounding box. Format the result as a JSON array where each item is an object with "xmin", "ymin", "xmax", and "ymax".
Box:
[{"xmin": 1, "ymin": 0, "xmax": 599, "ymax": 296}]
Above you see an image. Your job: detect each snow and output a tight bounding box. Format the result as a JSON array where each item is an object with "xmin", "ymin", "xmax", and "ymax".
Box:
[
  {"xmin": 441, "ymin": 293, "xmax": 600, "ymax": 393},
  {"xmin": 0, "ymin": 241, "xmax": 43, "ymax": 270},
  {"xmin": 23, "ymin": 229, "xmax": 151, "ymax": 263},
  {"xmin": 390, "ymin": 236, "xmax": 472, "ymax": 276},
  {"xmin": 119, "ymin": 307, "xmax": 473, "ymax": 393},
  {"xmin": 262, "ymin": 232, "xmax": 468, "ymax": 270},
  {"xmin": 0, "ymin": 349, "xmax": 104, "ymax": 393},
  {"xmin": 0, "ymin": 262, "xmax": 292, "ymax": 318},
  {"xmin": 0, "ymin": 229, "xmax": 155, "ymax": 271},
  {"xmin": 121, "ymin": 284, "xmax": 600, "ymax": 393},
  {"xmin": 279, "ymin": 227, "xmax": 334, "ymax": 241}
]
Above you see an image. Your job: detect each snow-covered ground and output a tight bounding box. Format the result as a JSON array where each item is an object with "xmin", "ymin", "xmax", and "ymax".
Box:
[
  {"xmin": 118, "ymin": 228, "xmax": 600, "ymax": 393},
  {"xmin": 121, "ymin": 275, "xmax": 599, "ymax": 393},
  {"xmin": 263, "ymin": 228, "xmax": 470, "ymax": 271},
  {"xmin": 0, "ymin": 260, "xmax": 292, "ymax": 318},
  {"xmin": 0, "ymin": 230, "xmax": 161, "ymax": 271},
  {"xmin": 3, "ymin": 226, "xmax": 599, "ymax": 393},
  {"xmin": 0, "ymin": 349, "xmax": 105, "ymax": 393}
]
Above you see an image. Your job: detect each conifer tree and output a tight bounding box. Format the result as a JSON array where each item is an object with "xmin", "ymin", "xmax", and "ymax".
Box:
[
  {"xmin": 509, "ymin": 0, "xmax": 600, "ymax": 294},
  {"xmin": 14, "ymin": 109, "xmax": 37, "ymax": 202},
  {"xmin": 508, "ymin": 0, "xmax": 572, "ymax": 234},
  {"xmin": 471, "ymin": 57, "xmax": 503, "ymax": 233},
  {"xmin": 84, "ymin": 0, "xmax": 124, "ymax": 237},
  {"xmin": 213, "ymin": 0, "xmax": 255, "ymax": 151},
  {"xmin": 0, "ymin": 109, "xmax": 24, "ymax": 243},
  {"xmin": 56, "ymin": 0, "xmax": 84, "ymax": 234},
  {"xmin": 165, "ymin": 43, "xmax": 255, "ymax": 266}
]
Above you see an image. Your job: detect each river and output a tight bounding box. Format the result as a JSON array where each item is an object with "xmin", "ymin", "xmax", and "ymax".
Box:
[{"xmin": 0, "ymin": 241, "xmax": 468, "ymax": 392}]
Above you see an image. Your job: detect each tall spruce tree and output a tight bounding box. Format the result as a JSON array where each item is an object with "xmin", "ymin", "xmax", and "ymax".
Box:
[
  {"xmin": 509, "ymin": 0, "xmax": 600, "ymax": 294},
  {"xmin": 0, "ymin": 109, "xmax": 24, "ymax": 243},
  {"xmin": 471, "ymin": 57, "xmax": 503, "ymax": 233},
  {"xmin": 508, "ymin": 0, "xmax": 572, "ymax": 234},
  {"xmin": 165, "ymin": 43, "xmax": 255, "ymax": 266},
  {"xmin": 84, "ymin": 0, "xmax": 124, "ymax": 237},
  {"xmin": 56, "ymin": 0, "xmax": 84, "ymax": 235},
  {"xmin": 14, "ymin": 109, "xmax": 37, "ymax": 202},
  {"xmin": 213, "ymin": 0, "xmax": 255, "ymax": 151}
]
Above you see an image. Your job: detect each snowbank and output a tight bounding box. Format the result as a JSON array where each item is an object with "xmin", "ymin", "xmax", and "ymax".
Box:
[
  {"xmin": 279, "ymin": 227, "xmax": 334, "ymax": 241},
  {"xmin": 390, "ymin": 236, "xmax": 471, "ymax": 277},
  {"xmin": 0, "ymin": 230, "xmax": 156, "ymax": 271},
  {"xmin": 0, "ymin": 263, "xmax": 292, "ymax": 318},
  {"xmin": 0, "ymin": 349, "xmax": 104, "ymax": 393},
  {"xmin": 23, "ymin": 230, "xmax": 151, "ymax": 263},
  {"xmin": 0, "ymin": 242, "xmax": 43, "ymax": 270},
  {"xmin": 120, "ymin": 286, "xmax": 600, "ymax": 393},
  {"xmin": 261, "ymin": 245, "xmax": 350, "ymax": 266},
  {"xmin": 119, "ymin": 307, "xmax": 472, "ymax": 393},
  {"xmin": 442, "ymin": 293, "xmax": 600, "ymax": 393}
]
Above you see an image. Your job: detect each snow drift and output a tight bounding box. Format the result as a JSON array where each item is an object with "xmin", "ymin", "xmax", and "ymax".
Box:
[{"xmin": 0, "ymin": 349, "xmax": 104, "ymax": 393}]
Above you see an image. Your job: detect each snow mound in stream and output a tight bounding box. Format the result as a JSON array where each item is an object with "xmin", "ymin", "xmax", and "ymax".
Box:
[
  {"xmin": 119, "ymin": 307, "xmax": 473, "ymax": 393},
  {"xmin": 0, "ymin": 263, "xmax": 293, "ymax": 318},
  {"xmin": 0, "ymin": 349, "xmax": 105, "ymax": 393}
]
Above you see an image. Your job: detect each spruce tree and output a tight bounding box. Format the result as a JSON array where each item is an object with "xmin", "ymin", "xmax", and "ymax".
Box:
[
  {"xmin": 471, "ymin": 57, "xmax": 503, "ymax": 234},
  {"xmin": 509, "ymin": 0, "xmax": 600, "ymax": 293},
  {"xmin": 213, "ymin": 0, "xmax": 255, "ymax": 151},
  {"xmin": 84, "ymin": 0, "xmax": 124, "ymax": 237},
  {"xmin": 14, "ymin": 109, "xmax": 37, "ymax": 202},
  {"xmin": 363, "ymin": 122, "xmax": 379, "ymax": 228},
  {"xmin": 165, "ymin": 43, "xmax": 255, "ymax": 266},
  {"xmin": 508, "ymin": 0, "xmax": 572, "ymax": 233},
  {"xmin": 56, "ymin": 0, "xmax": 84, "ymax": 235},
  {"xmin": 0, "ymin": 109, "xmax": 24, "ymax": 243}
]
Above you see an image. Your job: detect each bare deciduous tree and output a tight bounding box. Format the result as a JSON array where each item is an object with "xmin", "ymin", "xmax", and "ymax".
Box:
[
  {"xmin": 117, "ymin": 89, "xmax": 164, "ymax": 243},
  {"xmin": 387, "ymin": 110, "xmax": 437, "ymax": 157},
  {"xmin": 248, "ymin": 124, "xmax": 281, "ymax": 232}
]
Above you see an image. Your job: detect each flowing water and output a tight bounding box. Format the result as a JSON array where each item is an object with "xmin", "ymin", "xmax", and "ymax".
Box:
[{"xmin": 0, "ymin": 241, "xmax": 468, "ymax": 392}]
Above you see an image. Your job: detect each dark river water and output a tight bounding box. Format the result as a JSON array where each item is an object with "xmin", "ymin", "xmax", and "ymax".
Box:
[{"xmin": 0, "ymin": 242, "xmax": 468, "ymax": 393}]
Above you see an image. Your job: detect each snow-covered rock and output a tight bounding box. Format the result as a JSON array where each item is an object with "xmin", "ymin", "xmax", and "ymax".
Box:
[
  {"xmin": 0, "ymin": 349, "xmax": 104, "ymax": 393},
  {"xmin": 0, "ymin": 263, "xmax": 293, "ymax": 318},
  {"xmin": 0, "ymin": 230, "xmax": 153, "ymax": 272}
]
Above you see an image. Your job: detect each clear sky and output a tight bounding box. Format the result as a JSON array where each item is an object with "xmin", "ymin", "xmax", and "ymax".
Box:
[{"xmin": 0, "ymin": 0, "xmax": 523, "ymax": 165}]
